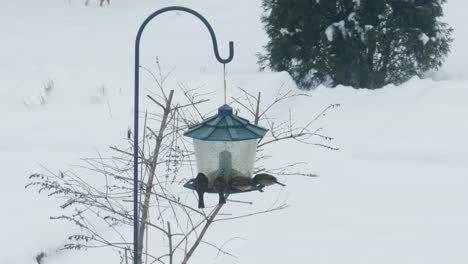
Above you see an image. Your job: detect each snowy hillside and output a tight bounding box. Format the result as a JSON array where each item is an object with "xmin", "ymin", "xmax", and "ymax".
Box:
[{"xmin": 1, "ymin": 0, "xmax": 467, "ymax": 264}]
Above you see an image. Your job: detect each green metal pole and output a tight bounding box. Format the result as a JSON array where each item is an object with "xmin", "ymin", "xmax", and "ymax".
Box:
[{"xmin": 134, "ymin": 6, "xmax": 233, "ymax": 264}]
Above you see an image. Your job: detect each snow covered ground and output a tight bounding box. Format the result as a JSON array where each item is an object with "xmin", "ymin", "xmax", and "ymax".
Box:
[{"xmin": 1, "ymin": 0, "xmax": 467, "ymax": 263}]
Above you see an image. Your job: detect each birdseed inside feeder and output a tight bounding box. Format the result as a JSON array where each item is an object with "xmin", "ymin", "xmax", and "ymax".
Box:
[{"xmin": 183, "ymin": 104, "xmax": 268, "ymax": 193}]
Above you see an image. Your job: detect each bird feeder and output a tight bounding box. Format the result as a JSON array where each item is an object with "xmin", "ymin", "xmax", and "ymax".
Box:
[{"xmin": 183, "ymin": 104, "xmax": 268, "ymax": 193}]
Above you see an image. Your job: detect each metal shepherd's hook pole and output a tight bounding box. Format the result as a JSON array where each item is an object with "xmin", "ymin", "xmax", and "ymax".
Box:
[{"xmin": 133, "ymin": 6, "xmax": 234, "ymax": 264}]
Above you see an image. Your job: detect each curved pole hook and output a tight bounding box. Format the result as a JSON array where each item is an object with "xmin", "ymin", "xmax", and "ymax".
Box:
[
  {"xmin": 133, "ymin": 6, "xmax": 234, "ymax": 264},
  {"xmin": 136, "ymin": 6, "xmax": 234, "ymax": 64}
]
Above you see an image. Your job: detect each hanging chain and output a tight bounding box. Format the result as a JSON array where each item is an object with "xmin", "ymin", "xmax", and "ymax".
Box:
[{"xmin": 223, "ymin": 63, "xmax": 227, "ymax": 104}]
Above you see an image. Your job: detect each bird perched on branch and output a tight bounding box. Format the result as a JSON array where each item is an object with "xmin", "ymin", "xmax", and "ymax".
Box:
[
  {"xmin": 229, "ymin": 176, "xmax": 263, "ymax": 192},
  {"xmin": 253, "ymin": 173, "xmax": 286, "ymax": 188},
  {"xmin": 213, "ymin": 177, "xmax": 227, "ymax": 204},
  {"xmin": 194, "ymin": 173, "xmax": 208, "ymax": 209}
]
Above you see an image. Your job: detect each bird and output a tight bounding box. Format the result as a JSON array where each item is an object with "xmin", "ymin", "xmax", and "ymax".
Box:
[
  {"xmin": 229, "ymin": 176, "xmax": 263, "ymax": 192},
  {"xmin": 194, "ymin": 172, "xmax": 208, "ymax": 209},
  {"xmin": 253, "ymin": 173, "xmax": 286, "ymax": 188},
  {"xmin": 212, "ymin": 177, "xmax": 228, "ymax": 204}
]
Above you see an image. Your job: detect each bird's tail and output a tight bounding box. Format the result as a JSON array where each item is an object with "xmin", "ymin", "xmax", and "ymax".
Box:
[
  {"xmin": 197, "ymin": 192, "xmax": 205, "ymax": 209},
  {"xmin": 276, "ymin": 181, "xmax": 286, "ymax": 187},
  {"xmin": 218, "ymin": 192, "xmax": 226, "ymax": 204}
]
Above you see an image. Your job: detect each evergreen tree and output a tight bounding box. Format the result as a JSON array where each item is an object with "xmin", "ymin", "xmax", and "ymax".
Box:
[{"xmin": 259, "ymin": 0, "xmax": 453, "ymax": 89}]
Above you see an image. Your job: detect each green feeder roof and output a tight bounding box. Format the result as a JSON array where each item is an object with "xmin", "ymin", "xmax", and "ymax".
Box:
[{"xmin": 183, "ymin": 104, "xmax": 268, "ymax": 141}]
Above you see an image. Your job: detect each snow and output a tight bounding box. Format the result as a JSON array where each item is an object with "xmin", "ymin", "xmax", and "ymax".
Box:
[
  {"xmin": 1, "ymin": 0, "xmax": 468, "ymax": 264},
  {"xmin": 325, "ymin": 25, "xmax": 335, "ymax": 41},
  {"xmin": 419, "ymin": 33, "xmax": 430, "ymax": 45},
  {"xmin": 279, "ymin": 28, "xmax": 289, "ymax": 36},
  {"xmin": 326, "ymin": 20, "xmax": 347, "ymax": 41}
]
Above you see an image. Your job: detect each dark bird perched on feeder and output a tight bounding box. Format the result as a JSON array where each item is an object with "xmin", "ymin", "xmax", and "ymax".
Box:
[
  {"xmin": 213, "ymin": 177, "xmax": 227, "ymax": 204},
  {"xmin": 229, "ymin": 176, "xmax": 263, "ymax": 192},
  {"xmin": 253, "ymin": 173, "xmax": 286, "ymax": 188},
  {"xmin": 194, "ymin": 172, "xmax": 208, "ymax": 209}
]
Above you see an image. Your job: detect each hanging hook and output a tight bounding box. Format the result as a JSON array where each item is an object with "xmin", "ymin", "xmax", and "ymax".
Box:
[{"xmin": 135, "ymin": 6, "xmax": 234, "ymax": 64}]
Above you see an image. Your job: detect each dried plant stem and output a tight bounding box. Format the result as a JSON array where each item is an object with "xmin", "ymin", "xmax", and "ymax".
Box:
[
  {"xmin": 138, "ymin": 90, "xmax": 174, "ymax": 263},
  {"xmin": 182, "ymin": 197, "xmax": 227, "ymax": 264}
]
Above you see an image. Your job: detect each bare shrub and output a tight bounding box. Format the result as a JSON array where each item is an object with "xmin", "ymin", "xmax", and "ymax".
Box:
[{"xmin": 26, "ymin": 61, "xmax": 338, "ymax": 263}]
